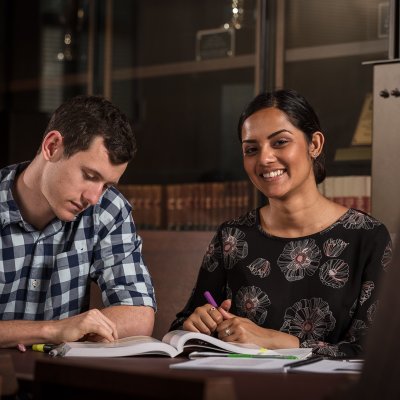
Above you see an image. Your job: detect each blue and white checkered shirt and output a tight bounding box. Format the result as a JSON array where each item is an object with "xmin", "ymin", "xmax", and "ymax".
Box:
[{"xmin": 0, "ymin": 162, "xmax": 156, "ymax": 320}]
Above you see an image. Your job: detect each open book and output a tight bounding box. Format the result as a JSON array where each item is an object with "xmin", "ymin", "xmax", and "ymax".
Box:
[{"xmin": 50, "ymin": 329, "xmax": 312, "ymax": 359}]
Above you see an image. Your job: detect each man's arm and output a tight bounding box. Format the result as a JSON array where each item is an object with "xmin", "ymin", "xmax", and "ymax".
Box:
[
  {"xmin": 0, "ymin": 309, "xmax": 118, "ymax": 348},
  {"xmin": 101, "ymin": 305, "xmax": 155, "ymax": 337},
  {"xmin": 0, "ymin": 306, "xmax": 154, "ymax": 348}
]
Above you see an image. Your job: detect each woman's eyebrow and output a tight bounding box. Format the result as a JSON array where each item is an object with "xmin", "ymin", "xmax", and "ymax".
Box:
[
  {"xmin": 267, "ymin": 129, "xmax": 293, "ymax": 139},
  {"xmin": 242, "ymin": 129, "xmax": 293, "ymax": 143}
]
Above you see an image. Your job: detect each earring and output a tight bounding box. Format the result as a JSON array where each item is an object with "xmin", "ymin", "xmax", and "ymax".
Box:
[{"xmin": 312, "ymin": 153, "xmax": 318, "ymax": 159}]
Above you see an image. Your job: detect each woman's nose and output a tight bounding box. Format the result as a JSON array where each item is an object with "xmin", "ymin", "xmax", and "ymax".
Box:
[{"xmin": 259, "ymin": 145, "xmax": 276, "ymax": 164}]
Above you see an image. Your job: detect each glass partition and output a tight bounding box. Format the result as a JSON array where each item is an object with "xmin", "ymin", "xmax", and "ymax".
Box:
[
  {"xmin": 281, "ymin": 0, "xmax": 389, "ymax": 176},
  {"xmin": 110, "ymin": 0, "xmax": 258, "ymax": 184}
]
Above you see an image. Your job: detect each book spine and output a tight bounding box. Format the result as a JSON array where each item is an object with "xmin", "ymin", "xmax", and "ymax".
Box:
[
  {"xmin": 322, "ymin": 176, "xmax": 371, "ymax": 214},
  {"xmin": 120, "ymin": 181, "xmax": 256, "ymax": 230}
]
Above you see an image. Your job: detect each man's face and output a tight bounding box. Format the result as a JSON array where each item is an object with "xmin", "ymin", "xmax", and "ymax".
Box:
[{"xmin": 41, "ymin": 135, "xmax": 127, "ymax": 221}]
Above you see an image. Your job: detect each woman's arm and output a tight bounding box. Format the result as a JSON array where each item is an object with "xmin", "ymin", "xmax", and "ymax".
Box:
[
  {"xmin": 170, "ymin": 230, "xmax": 227, "ymax": 332},
  {"xmin": 302, "ymin": 225, "xmax": 392, "ymax": 358}
]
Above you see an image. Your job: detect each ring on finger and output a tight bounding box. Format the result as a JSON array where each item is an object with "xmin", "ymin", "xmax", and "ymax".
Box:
[{"xmin": 225, "ymin": 328, "xmax": 231, "ymax": 337}]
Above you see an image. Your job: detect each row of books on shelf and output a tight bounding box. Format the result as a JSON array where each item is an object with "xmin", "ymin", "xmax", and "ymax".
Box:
[
  {"xmin": 117, "ymin": 181, "xmax": 255, "ymax": 231},
  {"xmin": 318, "ymin": 175, "xmax": 371, "ymax": 214},
  {"xmin": 117, "ymin": 176, "xmax": 371, "ymax": 231}
]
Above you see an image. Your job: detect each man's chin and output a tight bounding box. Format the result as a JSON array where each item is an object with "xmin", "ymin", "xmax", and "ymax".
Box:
[{"xmin": 55, "ymin": 211, "xmax": 80, "ymax": 222}]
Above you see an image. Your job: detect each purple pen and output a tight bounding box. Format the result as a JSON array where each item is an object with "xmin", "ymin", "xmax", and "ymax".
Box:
[{"xmin": 203, "ymin": 291, "xmax": 218, "ymax": 307}]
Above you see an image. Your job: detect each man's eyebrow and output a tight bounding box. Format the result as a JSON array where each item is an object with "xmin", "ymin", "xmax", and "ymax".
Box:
[
  {"xmin": 84, "ymin": 167, "xmax": 118, "ymax": 185},
  {"xmin": 242, "ymin": 129, "xmax": 293, "ymax": 143}
]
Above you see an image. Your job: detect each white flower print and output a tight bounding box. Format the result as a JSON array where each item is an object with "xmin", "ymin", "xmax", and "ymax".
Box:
[
  {"xmin": 381, "ymin": 241, "xmax": 392, "ymax": 271},
  {"xmin": 367, "ymin": 300, "xmax": 379, "ymax": 323},
  {"xmin": 277, "ymin": 239, "xmax": 321, "ymax": 281},
  {"xmin": 323, "ymin": 238, "xmax": 348, "ymax": 257},
  {"xmin": 235, "ymin": 286, "xmax": 270, "ymax": 324},
  {"xmin": 246, "ymin": 258, "xmax": 271, "ymax": 278},
  {"xmin": 201, "ymin": 234, "xmax": 221, "ymax": 272},
  {"xmin": 349, "ymin": 299, "xmax": 357, "ymax": 318},
  {"xmin": 301, "ymin": 340, "xmax": 345, "ymax": 358},
  {"xmin": 340, "ymin": 209, "xmax": 380, "ymax": 230},
  {"xmin": 319, "ymin": 259, "xmax": 349, "ymax": 289},
  {"xmin": 227, "ymin": 210, "xmax": 256, "ymax": 227},
  {"xmin": 281, "ymin": 298, "xmax": 336, "ymax": 341},
  {"xmin": 359, "ymin": 281, "xmax": 375, "ymax": 305},
  {"xmin": 222, "ymin": 227, "xmax": 248, "ymax": 269},
  {"xmin": 347, "ymin": 319, "xmax": 367, "ymax": 343}
]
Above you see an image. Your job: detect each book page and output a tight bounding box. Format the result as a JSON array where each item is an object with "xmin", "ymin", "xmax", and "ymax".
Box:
[
  {"xmin": 163, "ymin": 330, "xmax": 266, "ymax": 355},
  {"xmin": 62, "ymin": 336, "xmax": 179, "ymax": 357},
  {"xmin": 163, "ymin": 330, "xmax": 312, "ymax": 359}
]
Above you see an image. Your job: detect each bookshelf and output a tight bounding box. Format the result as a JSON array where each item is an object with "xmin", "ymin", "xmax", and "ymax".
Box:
[
  {"xmin": 319, "ymin": 176, "xmax": 371, "ymax": 214},
  {"xmin": 117, "ymin": 176, "xmax": 372, "ymax": 233},
  {"xmin": 118, "ymin": 180, "xmax": 255, "ymax": 231}
]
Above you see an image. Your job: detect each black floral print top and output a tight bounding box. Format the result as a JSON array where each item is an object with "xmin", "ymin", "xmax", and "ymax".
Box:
[{"xmin": 170, "ymin": 208, "xmax": 392, "ymax": 358}]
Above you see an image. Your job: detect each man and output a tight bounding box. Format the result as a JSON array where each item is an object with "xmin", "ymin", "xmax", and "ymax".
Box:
[{"xmin": 0, "ymin": 95, "xmax": 155, "ymax": 347}]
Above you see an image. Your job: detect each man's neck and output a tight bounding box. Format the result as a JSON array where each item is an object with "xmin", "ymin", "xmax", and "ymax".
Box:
[{"xmin": 12, "ymin": 160, "xmax": 56, "ymax": 231}]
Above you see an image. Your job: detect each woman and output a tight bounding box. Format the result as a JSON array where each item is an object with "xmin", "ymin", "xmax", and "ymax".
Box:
[{"xmin": 170, "ymin": 89, "xmax": 392, "ymax": 357}]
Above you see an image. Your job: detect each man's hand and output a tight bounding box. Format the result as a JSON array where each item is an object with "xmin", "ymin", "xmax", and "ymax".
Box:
[
  {"xmin": 47, "ymin": 309, "xmax": 118, "ymax": 343},
  {"xmin": 0, "ymin": 305, "xmax": 155, "ymax": 348},
  {"xmin": 0, "ymin": 309, "xmax": 118, "ymax": 348}
]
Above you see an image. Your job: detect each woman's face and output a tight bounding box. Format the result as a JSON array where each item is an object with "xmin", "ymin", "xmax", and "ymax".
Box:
[{"xmin": 241, "ymin": 107, "xmax": 321, "ymax": 201}]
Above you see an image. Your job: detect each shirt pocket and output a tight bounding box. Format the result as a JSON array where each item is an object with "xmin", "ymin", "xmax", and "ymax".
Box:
[
  {"xmin": 53, "ymin": 249, "xmax": 91, "ymax": 284},
  {"xmin": 43, "ymin": 249, "xmax": 91, "ymax": 318}
]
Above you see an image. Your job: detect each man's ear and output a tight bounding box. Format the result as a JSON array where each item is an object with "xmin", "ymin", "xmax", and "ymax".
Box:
[{"xmin": 41, "ymin": 131, "xmax": 64, "ymax": 161}]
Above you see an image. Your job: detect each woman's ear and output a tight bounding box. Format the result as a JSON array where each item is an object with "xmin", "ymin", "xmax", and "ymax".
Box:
[
  {"xmin": 309, "ymin": 131, "xmax": 325, "ymax": 158},
  {"xmin": 41, "ymin": 131, "xmax": 64, "ymax": 161}
]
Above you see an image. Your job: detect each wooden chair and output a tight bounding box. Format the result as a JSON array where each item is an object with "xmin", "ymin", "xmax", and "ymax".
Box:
[
  {"xmin": 90, "ymin": 230, "xmax": 213, "ymax": 340},
  {"xmin": 142, "ymin": 230, "xmax": 213, "ymax": 339}
]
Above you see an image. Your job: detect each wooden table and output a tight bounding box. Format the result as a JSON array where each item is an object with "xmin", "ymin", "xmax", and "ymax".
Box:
[{"xmin": 3, "ymin": 349, "xmax": 358, "ymax": 400}]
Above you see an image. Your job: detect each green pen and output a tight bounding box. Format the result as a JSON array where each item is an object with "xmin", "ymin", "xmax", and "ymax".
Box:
[{"xmin": 188, "ymin": 351, "xmax": 300, "ymax": 360}]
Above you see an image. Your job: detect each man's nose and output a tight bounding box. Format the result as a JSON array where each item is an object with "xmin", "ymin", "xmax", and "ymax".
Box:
[{"xmin": 83, "ymin": 183, "xmax": 104, "ymax": 206}]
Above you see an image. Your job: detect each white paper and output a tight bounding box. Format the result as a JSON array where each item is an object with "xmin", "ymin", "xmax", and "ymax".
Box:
[{"xmin": 288, "ymin": 359, "xmax": 363, "ymax": 374}]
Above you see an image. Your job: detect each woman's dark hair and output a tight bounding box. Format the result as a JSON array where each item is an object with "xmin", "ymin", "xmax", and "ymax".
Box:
[
  {"xmin": 237, "ymin": 89, "xmax": 326, "ymax": 184},
  {"xmin": 42, "ymin": 95, "xmax": 136, "ymax": 164}
]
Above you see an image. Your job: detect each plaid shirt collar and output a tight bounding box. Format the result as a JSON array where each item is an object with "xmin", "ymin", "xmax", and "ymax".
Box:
[
  {"xmin": 0, "ymin": 162, "xmax": 64, "ymax": 235},
  {"xmin": 0, "ymin": 162, "xmax": 28, "ymax": 228}
]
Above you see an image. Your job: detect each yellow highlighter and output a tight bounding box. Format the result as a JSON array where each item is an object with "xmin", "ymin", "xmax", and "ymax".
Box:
[{"xmin": 32, "ymin": 344, "xmax": 56, "ymax": 353}]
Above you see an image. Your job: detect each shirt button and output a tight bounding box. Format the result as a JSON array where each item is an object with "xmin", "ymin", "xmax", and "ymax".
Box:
[{"xmin": 32, "ymin": 279, "xmax": 39, "ymax": 288}]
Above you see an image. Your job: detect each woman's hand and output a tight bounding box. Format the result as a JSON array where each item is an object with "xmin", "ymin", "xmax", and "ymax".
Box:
[
  {"xmin": 183, "ymin": 304, "xmax": 225, "ymax": 335},
  {"xmin": 183, "ymin": 299, "xmax": 232, "ymax": 335},
  {"xmin": 217, "ymin": 303, "xmax": 300, "ymax": 349}
]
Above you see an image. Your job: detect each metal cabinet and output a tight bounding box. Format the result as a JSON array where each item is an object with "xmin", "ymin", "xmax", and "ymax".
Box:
[{"xmin": 372, "ymin": 61, "xmax": 400, "ymax": 234}]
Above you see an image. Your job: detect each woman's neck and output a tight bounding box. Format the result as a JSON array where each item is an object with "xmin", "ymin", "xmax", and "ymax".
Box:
[{"xmin": 260, "ymin": 191, "xmax": 347, "ymax": 238}]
